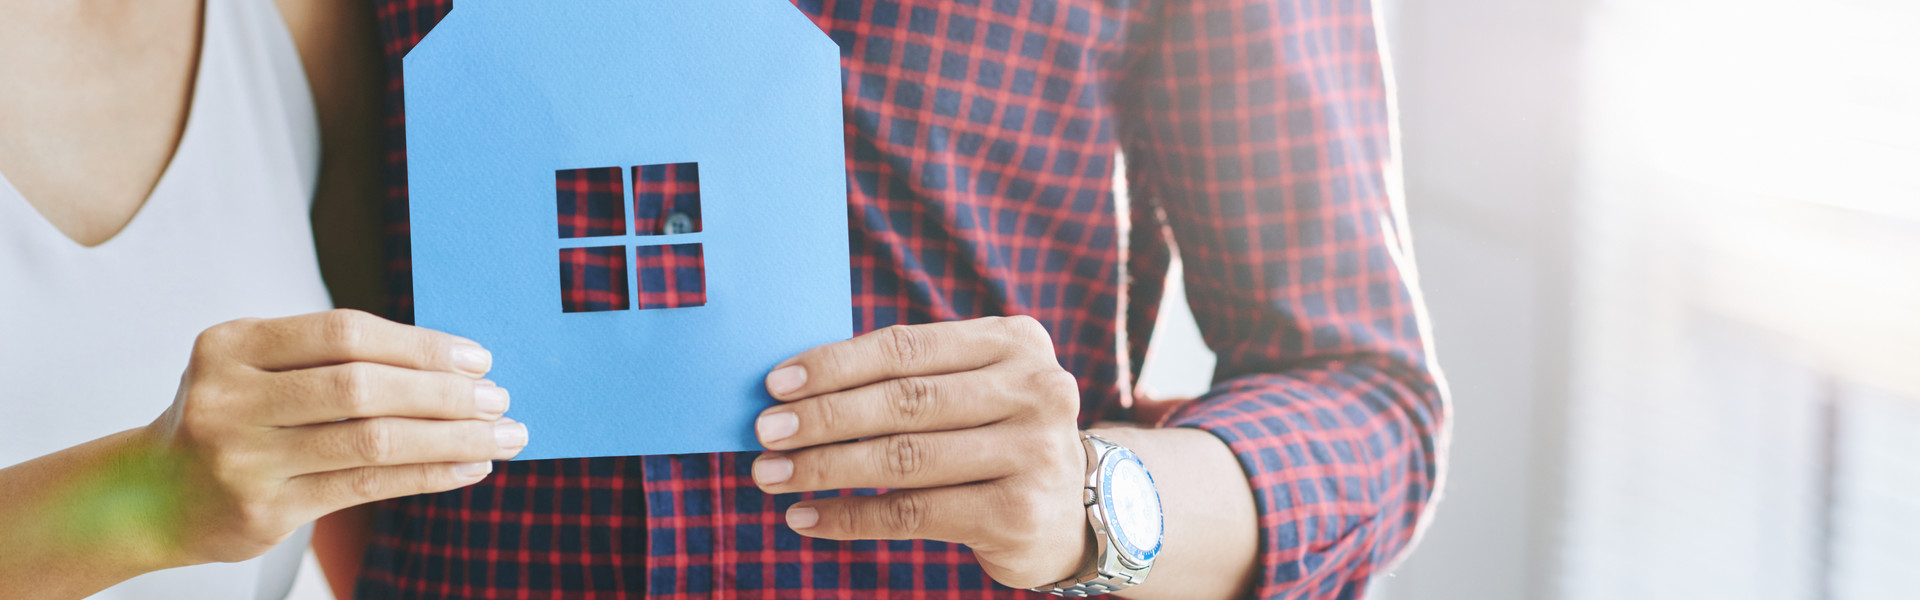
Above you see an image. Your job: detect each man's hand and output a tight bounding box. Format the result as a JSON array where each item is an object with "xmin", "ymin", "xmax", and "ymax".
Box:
[{"xmin": 753, "ymin": 316, "xmax": 1091, "ymax": 589}]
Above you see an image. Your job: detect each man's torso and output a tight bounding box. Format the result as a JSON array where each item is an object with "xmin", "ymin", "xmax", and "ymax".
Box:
[{"xmin": 360, "ymin": 1, "xmax": 1151, "ymax": 597}]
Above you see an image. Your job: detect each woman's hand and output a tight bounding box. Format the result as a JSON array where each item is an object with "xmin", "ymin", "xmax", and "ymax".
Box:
[
  {"xmin": 752, "ymin": 316, "xmax": 1091, "ymax": 589},
  {"xmin": 144, "ymin": 309, "xmax": 525, "ymax": 565}
]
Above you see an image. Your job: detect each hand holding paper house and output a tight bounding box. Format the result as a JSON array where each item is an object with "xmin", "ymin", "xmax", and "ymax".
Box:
[{"xmin": 405, "ymin": 0, "xmax": 852, "ymax": 460}]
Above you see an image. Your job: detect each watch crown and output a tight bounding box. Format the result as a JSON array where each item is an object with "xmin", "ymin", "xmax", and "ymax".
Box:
[{"xmin": 1083, "ymin": 487, "xmax": 1097, "ymax": 506}]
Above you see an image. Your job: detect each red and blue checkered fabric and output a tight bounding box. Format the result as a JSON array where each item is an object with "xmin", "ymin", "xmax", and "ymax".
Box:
[
  {"xmin": 559, "ymin": 245, "xmax": 633, "ymax": 313},
  {"xmin": 362, "ymin": 0, "xmax": 1447, "ymax": 598},
  {"xmin": 633, "ymin": 244, "xmax": 708, "ymax": 310},
  {"xmin": 632, "ymin": 163, "xmax": 703, "ymax": 236},
  {"xmin": 557, "ymin": 167, "xmax": 629, "ymax": 239}
]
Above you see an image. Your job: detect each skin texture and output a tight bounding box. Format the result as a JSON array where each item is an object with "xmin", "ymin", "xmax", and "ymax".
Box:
[
  {"xmin": 0, "ymin": 2, "xmax": 484, "ymax": 598},
  {"xmin": 0, "ymin": 310, "xmax": 526, "ymax": 599},
  {"xmin": 758, "ymin": 316, "xmax": 1259, "ymax": 599},
  {"xmin": 0, "ymin": 0, "xmax": 199, "ymax": 247}
]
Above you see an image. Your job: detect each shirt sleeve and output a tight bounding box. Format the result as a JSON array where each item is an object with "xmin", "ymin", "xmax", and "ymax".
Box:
[{"xmin": 1113, "ymin": 1, "xmax": 1449, "ymax": 597}]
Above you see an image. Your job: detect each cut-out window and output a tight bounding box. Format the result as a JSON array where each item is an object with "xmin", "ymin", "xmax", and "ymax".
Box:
[
  {"xmin": 559, "ymin": 245, "xmax": 631, "ymax": 312},
  {"xmin": 555, "ymin": 162, "xmax": 707, "ymax": 313},
  {"xmin": 632, "ymin": 162, "xmax": 702, "ymax": 235},
  {"xmin": 635, "ymin": 243, "xmax": 707, "ymax": 309},
  {"xmin": 556, "ymin": 166, "xmax": 627, "ymax": 238}
]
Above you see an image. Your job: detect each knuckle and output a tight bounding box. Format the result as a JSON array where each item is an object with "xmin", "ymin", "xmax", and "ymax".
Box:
[
  {"xmin": 178, "ymin": 377, "xmax": 228, "ymax": 415},
  {"xmin": 320, "ymin": 309, "xmax": 372, "ymax": 356},
  {"xmin": 999, "ymin": 315, "xmax": 1051, "ymax": 349},
  {"xmin": 233, "ymin": 499, "xmax": 281, "ymax": 538},
  {"xmin": 1029, "ymin": 369, "xmax": 1082, "ymax": 418},
  {"xmin": 1038, "ymin": 432, "xmax": 1081, "ymax": 472},
  {"xmin": 422, "ymin": 466, "xmax": 466, "ymax": 494},
  {"xmin": 353, "ymin": 420, "xmax": 398, "ymax": 464},
  {"xmin": 175, "ymin": 392, "xmax": 240, "ymax": 446},
  {"xmin": 888, "ymin": 377, "xmax": 935, "ymax": 424},
  {"xmin": 881, "ymin": 493, "xmax": 927, "ymax": 535},
  {"xmin": 416, "ymin": 331, "xmax": 454, "ymax": 371},
  {"xmin": 881, "ymin": 435, "xmax": 927, "ymax": 478},
  {"xmin": 791, "ymin": 449, "xmax": 832, "ymax": 487},
  {"xmin": 181, "ymin": 360, "xmax": 219, "ymax": 390},
  {"xmin": 345, "ymin": 467, "xmax": 385, "ymax": 500},
  {"xmin": 812, "ymin": 394, "xmax": 844, "ymax": 434},
  {"xmin": 333, "ymin": 364, "xmax": 377, "ymax": 416},
  {"xmin": 881, "ymin": 325, "xmax": 926, "ymax": 368},
  {"xmin": 193, "ymin": 321, "xmax": 242, "ymax": 355},
  {"xmin": 191, "ymin": 319, "xmax": 256, "ymax": 367},
  {"xmin": 834, "ymin": 501, "xmax": 862, "ymax": 533},
  {"xmin": 173, "ymin": 407, "xmax": 214, "ymax": 442}
]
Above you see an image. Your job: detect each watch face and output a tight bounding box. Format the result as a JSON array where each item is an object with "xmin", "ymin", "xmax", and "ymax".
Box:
[{"xmin": 1100, "ymin": 448, "xmax": 1163, "ymax": 564}]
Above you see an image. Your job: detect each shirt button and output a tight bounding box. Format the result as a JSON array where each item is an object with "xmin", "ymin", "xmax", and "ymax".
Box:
[{"xmin": 662, "ymin": 212, "xmax": 696, "ymax": 235}]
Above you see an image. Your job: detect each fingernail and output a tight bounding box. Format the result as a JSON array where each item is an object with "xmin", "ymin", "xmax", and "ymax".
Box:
[
  {"xmin": 766, "ymin": 365, "xmax": 806, "ymax": 396},
  {"xmin": 754, "ymin": 455, "xmax": 794, "ymax": 485},
  {"xmin": 451, "ymin": 340, "xmax": 492, "ymax": 376},
  {"xmin": 757, "ymin": 411, "xmax": 799, "ymax": 444},
  {"xmin": 786, "ymin": 506, "xmax": 819, "ymax": 529},
  {"xmin": 494, "ymin": 418, "xmax": 528, "ymax": 450},
  {"xmin": 475, "ymin": 381, "xmax": 510, "ymax": 417},
  {"xmin": 453, "ymin": 461, "xmax": 493, "ymax": 478}
]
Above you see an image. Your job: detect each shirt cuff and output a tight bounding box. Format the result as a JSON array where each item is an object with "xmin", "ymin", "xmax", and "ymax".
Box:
[{"xmin": 1161, "ymin": 364, "xmax": 1444, "ymax": 600}]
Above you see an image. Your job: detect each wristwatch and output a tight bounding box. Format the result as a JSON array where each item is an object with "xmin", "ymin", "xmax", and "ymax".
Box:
[{"xmin": 1032, "ymin": 433, "xmax": 1164, "ymax": 597}]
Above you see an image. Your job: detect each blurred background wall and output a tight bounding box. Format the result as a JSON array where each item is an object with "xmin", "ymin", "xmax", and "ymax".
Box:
[{"xmin": 1136, "ymin": 0, "xmax": 1920, "ymax": 599}]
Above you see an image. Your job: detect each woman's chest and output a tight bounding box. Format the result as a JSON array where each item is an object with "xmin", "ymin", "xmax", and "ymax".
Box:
[{"xmin": 0, "ymin": 0, "xmax": 203, "ymax": 247}]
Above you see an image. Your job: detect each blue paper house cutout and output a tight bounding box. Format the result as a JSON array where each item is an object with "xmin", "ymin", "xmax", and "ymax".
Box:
[{"xmin": 405, "ymin": 0, "xmax": 852, "ymax": 460}]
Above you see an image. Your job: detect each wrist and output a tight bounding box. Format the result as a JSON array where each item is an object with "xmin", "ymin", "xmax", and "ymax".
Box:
[
  {"xmin": 1033, "ymin": 432, "xmax": 1163, "ymax": 597},
  {"xmin": 0, "ymin": 428, "xmax": 193, "ymax": 597},
  {"xmin": 95, "ymin": 427, "xmax": 197, "ymax": 572},
  {"xmin": 1080, "ymin": 424, "xmax": 1259, "ymax": 600}
]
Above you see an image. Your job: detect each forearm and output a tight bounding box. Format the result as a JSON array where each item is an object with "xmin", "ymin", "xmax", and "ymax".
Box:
[
  {"xmin": 1087, "ymin": 425, "xmax": 1258, "ymax": 600},
  {"xmin": 0, "ymin": 427, "xmax": 184, "ymax": 600},
  {"xmin": 1158, "ymin": 366, "xmax": 1446, "ymax": 599}
]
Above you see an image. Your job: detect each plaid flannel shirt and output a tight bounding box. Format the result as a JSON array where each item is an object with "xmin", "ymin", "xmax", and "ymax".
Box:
[{"xmin": 359, "ymin": 0, "xmax": 1447, "ymax": 598}]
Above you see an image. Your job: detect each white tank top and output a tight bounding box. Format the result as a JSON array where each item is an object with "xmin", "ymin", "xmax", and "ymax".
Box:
[{"xmin": 0, "ymin": 0, "xmax": 332, "ymax": 597}]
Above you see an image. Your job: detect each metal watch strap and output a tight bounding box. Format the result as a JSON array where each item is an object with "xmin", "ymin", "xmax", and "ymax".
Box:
[
  {"xmin": 1031, "ymin": 434, "xmax": 1153, "ymax": 597},
  {"xmin": 1033, "ymin": 572, "xmax": 1143, "ymax": 598}
]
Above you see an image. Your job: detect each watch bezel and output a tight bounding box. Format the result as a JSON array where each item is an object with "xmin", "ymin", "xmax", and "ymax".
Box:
[{"xmin": 1096, "ymin": 446, "xmax": 1163, "ymax": 566}]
